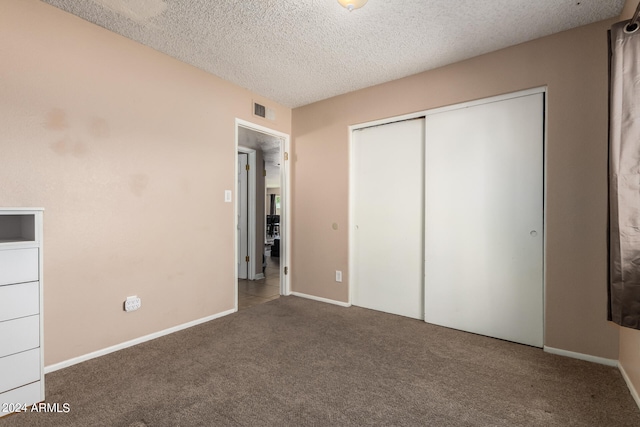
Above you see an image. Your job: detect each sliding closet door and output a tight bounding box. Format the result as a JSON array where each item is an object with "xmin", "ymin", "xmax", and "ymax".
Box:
[
  {"xmin": 352, "ymin": 119, "xmax": 424, "ymax": 319},
  {"xmin": 424, "ymin": 93, "xmax": 544, "ymax": 347}
]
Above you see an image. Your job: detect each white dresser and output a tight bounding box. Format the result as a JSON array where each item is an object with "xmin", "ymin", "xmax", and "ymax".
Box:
[{"xmin": 0, "ymin": 209, "xmax": 44, "ymax": 417}]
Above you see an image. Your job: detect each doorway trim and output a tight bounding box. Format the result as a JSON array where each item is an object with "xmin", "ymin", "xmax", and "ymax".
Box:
[
  {"xmin": 234, "ymin": 118, "xmax": 292, "ymax": 305},
  {"xmin": 237, "ymin": 147, "xmax": 256, "ymax": 281}
]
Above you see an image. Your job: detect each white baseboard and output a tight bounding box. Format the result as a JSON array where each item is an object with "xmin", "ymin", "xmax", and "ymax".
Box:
[
  {"xmin": 44, "ymin": 308, "xmax": 236, "ymax": 374},
  {"xmin": 254, "ymin": 273, "xmax": 265, "ymax": 280},
  {"xmin": 543, "ymin": 346, "xmax": 618, "ymax": 367},
  {"xmin": 290, "ymin": 292, "xmax": 351, "ymax": 307},
  {"xmin": 619, "ymin": 362, "xmax": 640, "ymax": 410}
]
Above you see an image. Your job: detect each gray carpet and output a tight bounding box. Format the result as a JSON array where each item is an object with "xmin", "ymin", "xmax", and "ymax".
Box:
[{"xmin": 3, "ymin": 296, "xmax": 639, "ymax": 426}]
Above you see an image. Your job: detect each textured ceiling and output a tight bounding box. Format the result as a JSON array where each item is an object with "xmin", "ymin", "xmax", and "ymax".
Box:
[{"xmin": 42, "ymin": 0, "xmax": 625, "ymax": 108}]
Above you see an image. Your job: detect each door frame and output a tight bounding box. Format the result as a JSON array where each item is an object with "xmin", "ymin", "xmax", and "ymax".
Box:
[
  {"xmin": 234, "ymin": 119, "xmax": 291, "ymax": 304},
  {"xmin": 237, "ymin": 147, "xmax": 256, "ymax": 280},
  {"xmin": 348, "ymin": 87, "xmax": 547, "ymax": 344}
]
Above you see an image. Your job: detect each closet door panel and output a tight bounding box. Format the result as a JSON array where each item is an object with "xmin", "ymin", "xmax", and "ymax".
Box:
[
  {"xmin": 424, "ymin": 93, "xmax": 544, "ymax": 347},
  {"xmin": 352, "ymin": 119, "xmax": 425, "ymax": 319}
]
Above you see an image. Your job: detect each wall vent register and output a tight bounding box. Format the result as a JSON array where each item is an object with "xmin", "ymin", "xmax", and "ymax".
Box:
[{"xmin": 253, "ymin": 102, "xmax": 276, "ymax": 121}]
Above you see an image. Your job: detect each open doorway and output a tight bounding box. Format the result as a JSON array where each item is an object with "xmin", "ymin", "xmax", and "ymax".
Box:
[{"xmin": 235, "ymin": 119, "xmax": 290, "ymax": 310}]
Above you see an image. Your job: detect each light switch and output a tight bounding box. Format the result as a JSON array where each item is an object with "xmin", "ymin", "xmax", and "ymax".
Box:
[{"xmin": 225, "ymin": 190, "xmax": 232, "ymax": 202}]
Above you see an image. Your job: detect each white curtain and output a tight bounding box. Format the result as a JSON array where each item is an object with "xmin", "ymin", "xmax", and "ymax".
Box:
[{"xmin": 609, "ymin": 20, "xmax": 640, "ymax": 329}]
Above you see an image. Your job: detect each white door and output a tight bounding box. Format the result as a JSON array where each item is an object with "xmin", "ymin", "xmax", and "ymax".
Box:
[
  {"xmin": 352, "ymin": 118, "xmax": 425, "ymax": 320},
  {"xmin": 424, "ymin": 92, "xmax": 544, "ymax": 347},
  {"xmin": 237, "ymin": 153, "xmax": 249, "ymax": 279}
]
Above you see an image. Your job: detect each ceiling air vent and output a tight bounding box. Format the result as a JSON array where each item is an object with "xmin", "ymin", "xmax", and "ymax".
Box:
[{"xmin": 253, "ymin": 102, "xmax": 276, "ymax": 121}]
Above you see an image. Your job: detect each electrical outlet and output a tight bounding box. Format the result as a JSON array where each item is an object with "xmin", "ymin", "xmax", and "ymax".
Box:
[
  {"xmin": 335, "ymin": 270, "xmax": 342, "ymax": 283},
  {"xmin": 124, "ymin": 296, "xmax": 142, "ymax": 312}
]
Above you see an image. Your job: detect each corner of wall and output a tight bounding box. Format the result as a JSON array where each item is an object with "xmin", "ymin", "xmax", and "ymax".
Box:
[
  {"xmin": 622, "ymin": 0, "xmax": 640, "ymax": 20},
  {"xmin": 619, "ymin": 327, "xmax": 640, "ymax": 409}
]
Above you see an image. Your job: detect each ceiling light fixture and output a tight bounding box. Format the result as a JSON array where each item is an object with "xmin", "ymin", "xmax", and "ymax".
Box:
[{"xmin": 338, "ymin": 0, "xmax": 368, "ymax": 12}]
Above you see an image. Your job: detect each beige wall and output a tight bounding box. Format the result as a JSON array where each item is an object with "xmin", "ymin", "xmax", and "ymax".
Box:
[
  {"xmin": 0, "ymin": 0, "xmax": 290, "ymax": 365},
  {"xmin": 620, "ymin": 327, "xmax": 640, "ymax": 402},
  {"xmin": 291, "ymin": 18, "xmax": 619, "ymax": 358},
  {"xmin": 622, "ymin": 0, "xmax": 640, "ymax": 19},
  {"xmin": 617, "ymin": 0, "xmax": 640, "ymax": 405}
]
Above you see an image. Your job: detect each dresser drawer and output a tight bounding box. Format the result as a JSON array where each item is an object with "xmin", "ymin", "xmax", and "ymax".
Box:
[
  {"xmin": 0, "ymin": 248, "xmax": 38, "ymax": 286},
  {"xmin": 0, "ymin": 282, "xmax": 39, "ymax": 322},
  {"xmin": 0, "ymin": 348, "xmax": 40, "ymax": 394},
  {"xmin": 0, "ymin": 315, "xmax": 39, "ymax": 358},
  {"xmin": 0, "ymin": 381, "xmax": 42, "ymax": 417}
]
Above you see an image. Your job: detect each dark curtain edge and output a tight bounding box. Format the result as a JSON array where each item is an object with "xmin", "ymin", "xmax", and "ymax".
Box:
[{"xmin": 607, "ymin": 28, "xmax": 613, "ymax": 322}]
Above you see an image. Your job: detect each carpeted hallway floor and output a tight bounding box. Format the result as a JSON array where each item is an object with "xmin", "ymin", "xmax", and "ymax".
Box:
[
  {"xmin": 3, "ymin": 296, "xmax": 639, "ymax": 426},
  {"xmin": 237, "ymin": 252, "xmax": 280, "ymax": 310}
]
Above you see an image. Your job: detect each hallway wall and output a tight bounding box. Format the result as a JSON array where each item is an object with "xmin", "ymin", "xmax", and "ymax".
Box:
[{"xmin": 0, "ymin": 0, "xmax": 290, "ymax": 365}]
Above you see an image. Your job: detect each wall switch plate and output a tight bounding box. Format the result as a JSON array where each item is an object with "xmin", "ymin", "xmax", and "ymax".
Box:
[
  {"xmin": 124, "ymin": 296, "xmax": 141, "ymax": 312},
  {"xmin": 224, "ymin": 190, "xmax": 232, "ymax": 202},
  {"xmin": 335, "ymin": 271, "xmax": 342, "ymax": 282}
]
